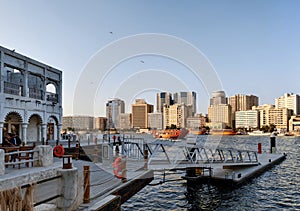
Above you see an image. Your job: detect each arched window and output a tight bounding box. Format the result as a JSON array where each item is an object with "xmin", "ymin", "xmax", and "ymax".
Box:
[{"xmin": 46, "ymin": 83, "xmax": 56, "ymax": 94}]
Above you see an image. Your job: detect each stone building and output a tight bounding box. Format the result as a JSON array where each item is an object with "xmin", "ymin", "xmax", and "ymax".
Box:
[{"xmin": 0, "ymin": 46, "xmax": 62, "ymax": 143}]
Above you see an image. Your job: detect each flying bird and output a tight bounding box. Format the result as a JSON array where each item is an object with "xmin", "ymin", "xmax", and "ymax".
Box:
[{"xmin": 140, "ymin": 60, "xmax": 144, "ymax": 63}]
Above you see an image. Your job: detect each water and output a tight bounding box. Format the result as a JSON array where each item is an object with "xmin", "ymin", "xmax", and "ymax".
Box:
[{"xmin": 122, "ymin": 136, "xmax": 300, "ymax": 210}]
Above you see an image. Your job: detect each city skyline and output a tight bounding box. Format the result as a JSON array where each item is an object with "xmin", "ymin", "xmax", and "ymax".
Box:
[{"xmin": 1, "ymin": 1, "xmax": 299, "ymax": 116}]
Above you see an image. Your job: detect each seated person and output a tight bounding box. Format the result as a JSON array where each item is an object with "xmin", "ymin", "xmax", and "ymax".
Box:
[
  {"xmin": 2, "ymin": 133, "xmax": 13, "ymax": 147},
  {"xmin": 11, "ymin": 134, "xmax": 22, "ymax": 146}
]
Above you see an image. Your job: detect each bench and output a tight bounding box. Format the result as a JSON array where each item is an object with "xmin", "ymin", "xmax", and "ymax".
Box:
[{"xmin": 0, "ymin": 146, "xmax": 37, "ymax": 168}]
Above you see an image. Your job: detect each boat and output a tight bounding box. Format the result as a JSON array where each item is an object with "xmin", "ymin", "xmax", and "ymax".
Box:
[
  {"xmin": 153, "ymin": 129, "xmax": 180, "ymax": 139},
  {"xmin": 248, "ymin": 130, "xmax": 271, "ymax": 136},
  {"xmin": 190, "ymin": 128, "xmax": 208, "ymax": 135},
  {"xmin": 154, "ymin": 128, "xmax": 188, "ymax": 140},
  {"xmin": 210, "ymin": 129, "xmax": 237, "ymax": 135}
]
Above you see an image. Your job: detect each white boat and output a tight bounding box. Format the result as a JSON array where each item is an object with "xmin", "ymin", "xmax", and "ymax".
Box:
[{"xmin": 248, "ymin": 130, "xmax": 271, "ymax": 136}]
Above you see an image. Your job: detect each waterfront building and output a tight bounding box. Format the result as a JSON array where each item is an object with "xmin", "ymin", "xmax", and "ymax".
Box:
[
  {"xmin": 208, "ymin": 104, "xmax": 232, "ymax": 128},
  {"xmin": 156, "ymin": 92, "xmax": 172, "ymax": 113},
  {"xmin": 289, "ymin": 116, "xmax": 300, "ymax": 131},
  {"xmin": 228, "ymin": 94, "xmax": 259, "ymax": 127},
  {"xmin": 120, "ymin": 113, "xmax": 132, "ymax": 130},
  {"xmin": 132, "ymin": 99, "xmax": 153, "ymax": 129},
  {"xmin": 210, "ymin": 90, "xmax": 227, "ymax": 106},
  {"xmin": 163, "ymin": 103, "xmax": 188, "ymax": 129},
  {"xmin": 252, "ymin": 104, "xmax": 275, "ymax": 127},
  {"xmin": 173, "ymin": 91, "xmax": 196, "ymax": 116},
  {"xmin": 268, "ymin": 108, "xmax": 292, "ymax": 130},
  {"xmin": 0, "ymin": 46, "xmax": 62, "ymax": 143},
  {"xmin": 62, "ymin": 116, "xmax": 94, "ymax": 131},
  {"xmin": 252, "ymin": 104, "xmax": 292, "ymax": 130},
  {"xmin": 94, "ymin": 117, "xmax": 107, "ymax": 131},
  {"xmin": 235, "ymin": 110, "xmax": 259, "ymax": 129},
  {"xmin": 275, "ymin": 93, "xmax": 300, "ymax": 115},
  {"xmin": 186, "ymin": 114, "xmax": 207, "ymax": 129},
  {"xmin": 148, "ymin": 112, "xmax": 163, "ymax": 130},
  {"xmin": 106, "ymin": 98, "xmax": 125, "ymax": 129}
]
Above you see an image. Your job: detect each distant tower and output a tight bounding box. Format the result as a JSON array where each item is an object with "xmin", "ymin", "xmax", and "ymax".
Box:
[
  {"xmin": 132, "ymin": 99, "xmax": 153, "ymax": 129},
  {"xmin": 210, "ymin": 90, "xmax": 227, "ymax": 106},
  {"xmin": 275, "ymin": 93, "xmax": 300, "ymax": 115},
  {"xmin": 228, "ymin": 94, "xmax": 259, "ymax": 127},
  {"xmin": 173, "ymin": 91, "xmax": 196, "ymax": 116},
  {"xmin": 106, "ymin": 98, "xmax": 125, "ymax": 129},
  {"xmin": 156, "ymin": 92, "xmax": 172, "ymax": 112}
]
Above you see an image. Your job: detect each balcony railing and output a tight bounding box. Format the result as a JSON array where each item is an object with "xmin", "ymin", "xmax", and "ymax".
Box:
[
  {"xmin": 4, "ymin": 81, "xmax": 23, "ymax": 96},
  {"xmin": 46, "ymin": 92, "xmax": 58, "ymax": 103},
  {"xmin": 29, "ymin": 88, "xmax": 43, "ymax": 100}
]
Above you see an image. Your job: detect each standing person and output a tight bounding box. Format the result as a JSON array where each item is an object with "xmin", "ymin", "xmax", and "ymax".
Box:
[{"xmin": 270, "ymin": 128, "xmax": 277, "ymax": 153}]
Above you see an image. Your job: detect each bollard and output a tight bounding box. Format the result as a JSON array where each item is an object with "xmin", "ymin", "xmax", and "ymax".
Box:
[
  {"xmin": 258, "ymin": 143, "xmax": 262, "ymax": 154},
  {"xmin": 68, "ymin": 137, "xmax": 71, "ymax": 149},
  {"xmin": 83, "ymin": 166, "xmax": 90, "ymax": 203},
  {"xmin": 75, "ymin": 142, "xmax": 79, "ymax": 160},
  {"xmin": 62, "ymin": 155, "xmax": 72, "ymax": 169},
  {"xmin": 144, "ymin": 149, "xmax": 148, "ymax": 170}
]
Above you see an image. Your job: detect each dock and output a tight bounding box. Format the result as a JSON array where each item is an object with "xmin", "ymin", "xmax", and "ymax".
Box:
[{"xmin": 0, "ymin": 137, "xmax": 287, "ymax": 210}]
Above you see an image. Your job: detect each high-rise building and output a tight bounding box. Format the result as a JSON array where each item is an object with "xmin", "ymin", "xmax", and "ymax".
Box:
[
  {"xmin": 132, "ymin": 99, "xmax": 153, "ymax": 129},
  {"xmin": 208, "ymin": 91, "xmax": 231, "ymax": 128},
  {"xmin": 148, "ymin": 112, "xmax": 163, "ymax": 130},
  {"xmin": 62, "ymin": 116, "xmax": 94, "ymax": 131},
  {"xmin": 119, "ymin": 113, "xmax": 132, "ymax": 130},
  {"xmin": 156, "ymin": 92, "xmax": 172, "ymax": 112},
  {"xmin": 268, "ymin": 108, "xmax": 293, "ymax": 130},
  {"xmin": 163, "ymin": 103, "xmax": 188, "ymax": 129},
  {"xmin": 275, "ymin": 93, "xmax": 300, "ymax": 115},
  {"xmin": 208, "ymin": 104, "xmax": 232, "ymax": 128},
  {"xmin": 94, "ymin": 117, "xmax": 107, "ymax": 131},
  {"xmin": 173, "ymin": 91, "xmax": 196, "ymax": 116},
  {"xmin": 252, "ymin": 104, "xmax": 292, "ymax": 130},
  {"xmin": 106, "ymin": 98, "xmax": 125, "ymax": 129},
  {"xmin": 235, "ymin": 110, "xmax": 259, "ymax": 129},
  {"xmin": 210, "ymin": 90, "xmax": 227, "ymax": 106},
  {"xmin": 228, "ymin": 94, "xmax": 259, "ymax": 127}
]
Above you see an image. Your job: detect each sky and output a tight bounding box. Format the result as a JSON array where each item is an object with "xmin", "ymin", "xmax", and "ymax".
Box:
[{"xmin": 0, "ymin": 0, "xmax": 300, "ymax": 116}]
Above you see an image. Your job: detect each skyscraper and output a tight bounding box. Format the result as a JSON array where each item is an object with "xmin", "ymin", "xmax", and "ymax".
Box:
[
  {"xmin": 132, "ymin": 99, "xmax": 153, "ymax": 129},
  {"xmin": 210, "ymin": 91, "xmax": 227, "ymax": 106},
  {"xmin": 173, "ymin": 91, "xmax": 196, "ymax": 116},
  {"xmin": 275, "ymin": 93, "xmax": 300, "ymax": 115},
  {"xmin": 228, "ymin": 94, "xmax": 259, "ymax": 127},
  {"xmin": 106, "ymin": 98, "xmax": 125, "ymax": 129},
  {"xmin": 156, "ymin": 92, "xmax": 172, "ymax": 112}
]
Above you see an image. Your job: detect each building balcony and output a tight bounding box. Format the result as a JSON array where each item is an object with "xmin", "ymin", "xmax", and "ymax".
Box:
[
  {"xmin": 46, "ymin": 92, "xmax": 58, "ymax": 103},
  {"xmin": 29, "ymin": 88, "xmax": 43, "ymax": 100},
  {"xmin": 4, "ymin": 81, "xmax": 23, "ymax": 96}
]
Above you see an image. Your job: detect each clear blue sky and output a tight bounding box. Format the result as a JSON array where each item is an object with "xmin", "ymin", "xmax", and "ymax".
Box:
[{"xmin": 1, "ymin": 0, "xmax": 299, "ymax": 116}]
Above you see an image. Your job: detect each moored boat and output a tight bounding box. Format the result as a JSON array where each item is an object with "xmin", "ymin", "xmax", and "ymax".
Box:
[
  {"xmin": 210, "ymin": 129, "xmax": 237, "ymax": 135},
  {"xmin": 248, "ymin": 130, "xmax": 271, "ymax": 136}
]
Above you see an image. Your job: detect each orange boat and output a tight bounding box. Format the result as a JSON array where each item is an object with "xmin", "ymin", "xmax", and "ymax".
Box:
[
  {"xmin": 210, "ymin": 129, "xmax": 237, "ymax": 135},
  {"xmin": 153, "ymin": 129, "xmax": 181, "ymax": 139}
]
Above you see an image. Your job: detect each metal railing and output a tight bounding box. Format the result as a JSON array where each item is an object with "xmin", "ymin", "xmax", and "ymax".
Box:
[{"xmin": 4, "ymin": 81, "xmax": 23, "ymax": 96}]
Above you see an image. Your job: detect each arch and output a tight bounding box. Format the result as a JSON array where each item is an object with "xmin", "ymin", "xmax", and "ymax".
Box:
[
  {"xmin": 27, "ymin": 114, "xmax": 43, "ymax": 142},
  {"xmin": 28, "ymin": 114, "xmax": 43, "ymax": 124},
  {"xmin": 47, "ymin": 115, "xmax": 58, "ymax": 125},
  {"xmin": 4, "ymin": 111, "xmax": 23, "ymax": 122},
  {"xmin": 3, "ymin": 111, "xmax": 23, "ymax": 137},
  {"xmin": 46, "ymin": 83, "xmax": 57, "ymax": 94}
]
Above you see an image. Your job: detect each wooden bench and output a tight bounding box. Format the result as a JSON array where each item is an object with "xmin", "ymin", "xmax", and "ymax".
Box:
[
  {"xmin": 0, "ymin": 147, "xmax": 20, "ymax": 168},
  {"xmin": 18, "ymin": 146, "xmax": 35, "ymax": 168},
  {"xmin": 1, "ymin": 146, "xmax": 37, "ymax": 168}
]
